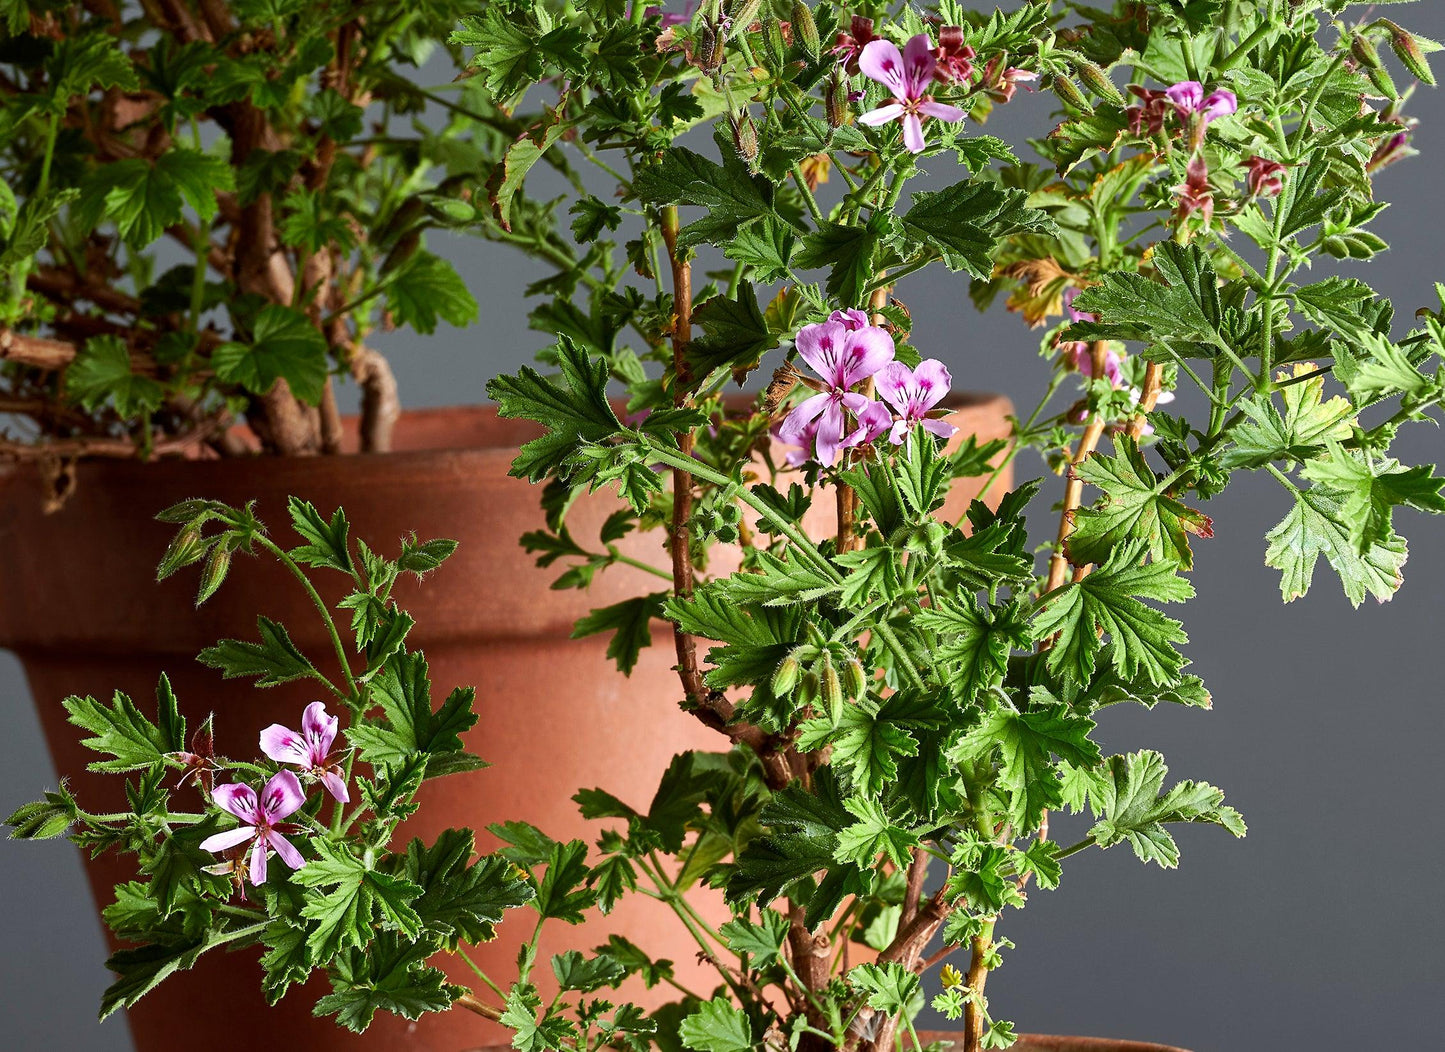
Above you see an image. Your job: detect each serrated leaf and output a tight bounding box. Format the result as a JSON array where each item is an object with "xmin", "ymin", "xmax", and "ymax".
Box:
[
  {"xmin": 680, "ymin": 997, "xmax": 753, "ymax": 1052},
  {"xmin": 1265, "ymin": 484, "xmax": 1408, "ymax": 606},
  {"xmin": 198, "ymin": 616, "xmax": 318, "ymax": 688},
  {"xmin": 1070, "ymin": 437, "xmax": 1213, "ymax": 569},
  {"xmin": 385, "ymin": 251, "xmax": 478, "ymax": 334},
  {"xmin": 213, "ymin": 304, "xmax": 328, "ymax": 405},
  {"xmin": 900, "ymin": 182, "xmax": 1056, "ymax": 279}
]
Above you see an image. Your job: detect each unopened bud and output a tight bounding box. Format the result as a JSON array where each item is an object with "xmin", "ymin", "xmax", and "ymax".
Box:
[
  {"xmin": 1351, "ymin": 33, "xmax": 1384, "ymax": 70},
  {"xmin": 841, "ymin": 657, "xmax": 867, "ymax": 701},
  {"xmin": 159, "ymin": 526, "xmax": 207, "ymax": 579},
  {"xmin": 762, "ymin": 16, "xmax": 786, "ymax": 68},
  {"xmin": 696, "ymin": 22, "xmax": 720, "ymax": 72},
  {"xmin": 772, "ymin": 653, "xmax": 802, "ymax": 696},
  {"xmin": 1050, "ymin": 73, "xmax": 1092, "ymax": 113},
  {"xmin": 728, "ymin": 0, "xmax": 762, "ymax": 31},
  {"xmin": 732, "ymin": 112, "xmax": 759, "ymax": 170},
  {"xmin": 825, "ymin": 71, "xmax": 848, "ymax": 128},
  {"xmin": 820, "ymin": 657, "xmax": 843, "ymax": 726},
  {"xmin": 197, "ymin": 545, "xmax": 231, "ymax": 605},
  {"xmin": 1386, "ymin": 23, "xmax": 1436, "ymax": 86},
  {"xmin": 798, "ymin": 670, "xmax": 819, "ymax": 708},
  {"xmin": 791, "ymin": 2, "xmax": 820, "ymax": 62},
  {"xmin": 1076, "ymin": 60, "xmax": 1124, "ymax": 107}
]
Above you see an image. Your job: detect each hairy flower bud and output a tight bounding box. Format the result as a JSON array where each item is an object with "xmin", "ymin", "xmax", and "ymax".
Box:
[
  {"xmin": 791, "ymin": 2, "xmax": 820, "ymax": 62},
  {"xmin": 197, "ymin": 545, "xmax": 232, "ymax": 605},
  {"xmin": 762, "ymin": 16, "xmax": 786, "ymax": 68},
  {"xmin": 732, "ymin": 112, "xmax": 760, "ymax": 170},
  {"xmin": 1385, "ymin": 22, "xmax": 1436, "ymax": 86},
  {"xmin": 728, "ymin": 0, "xmax": 762, "ymax": 32},
  {"xmin": 820, "ymin": 656, "xmax": 843, "ymax": 726},
  {"xmin": 695, "ymin": 22, "xmax": 721, "ymax": 73},
  {"xmin": 1351, "ymin": 33, "xmax": 1398, "ymax": 99},
  {"xmin": 1076, "ymin": 60, "xmax": 1125, "ymax": 107},
  {"xmin": 825, "ymin": 70, "xmax": 848, "ymax": 128},
  {"xmin": 1050, "ymin": 73, "xmax": 1092, "ymax": 114},
  {"xmin": 772, "ymin": 653, "xmax": 802, "ymax": 696},
  {"xmin": 841, "ymin": 657, "xmax": 867, "ymax": 701},
  {"xmin": 798, "ymin": 670, "xmax": 819, "ymax": 708}
]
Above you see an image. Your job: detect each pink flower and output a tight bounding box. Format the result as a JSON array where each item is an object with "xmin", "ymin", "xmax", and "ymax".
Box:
[
  {"xmin": 1065, "ymin": 342, "xmax": 1124, "ymax": 388},
  {"xmin": 1126, "ymin": 86, "xmax": 1171, "ymax": 136},
  {"xmin": 1368, "ymin": 127, "xmax": 1414, "ymax": 173},
  {"xmin": 832, "ymin": 16, "xmax": 879, "ymax": 76},
  {"xmin": 1166, "ymin": 81, "xmax": 1237, "ymax": 124},
  {"xmin": 1244, "ymin": 156, "xmax": 1287, "ymax": 198},
  {"xmin": 777, "ymin": 319, "xmax": 895, "ymax": 466},
  {"xmin": 200, "ymin": 771, "xmax": 307, "ymax": 885},
  {"xmin": 980, "ymin": 56, "xmax": 1036, "ymax": 103},
  {"xmin": 1173, "ymin": 155, "xmax": 1215, "ymax": 228},
  {"xmin": 1063, "ymin": 287, "xmax": 1096, "ymax": 324},
  {"xmin": 829, "ymin": 307, "xmax": 872, "ymax": 331},
  {"xmin": 260, "ymin": 701, "xmax": 349, "ymax": 804},
  {"xmin": 874, "ymin": 359, "xmax": 958, "ymax": 444},
  {"xmin": 770, "ymin": 420, "xmax": 816, "ymax": 468},
  {"xmin": 932, "ymin": 26, "xmax": 975, "ymax": 84},
  {"xmin": 858, "ymin": 35, "xmax": 965, "ymax": 154}
]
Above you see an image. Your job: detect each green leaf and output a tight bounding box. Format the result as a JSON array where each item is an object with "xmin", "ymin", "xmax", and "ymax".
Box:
[
  {"xmin": 709, "ymin": 551, "xmax": 838, "ymax": 606},
  {"xmin": 723, "ymin": 216, "xmax": 797, "ymax": 284},
  {"xmin": 78, "ymin": 149, "xmax": 233, "ymax": 248},
  {"xmin": 65, "ymin": 336, "xmax": 163, "ymax": 418},
  {"xmin": 915, "ymin": 596, "xmax": 1029, "ymax": 703},
  {"xmin": 398, "ymin": 536, "xmax": 459, "ymax": 576},
  {"xmin": 1032, "ymin": 541, "xmax": 1192, "ymax": 687},
  {"xmin": 314, "ymin": 935, "xmax": 462, "ymax": 1032},
  {"xmin": 531, "ymin": 839, "xmax": 596, "ymax": 924},
  {"xmin": 680, "ymin": 997, "xmax": 754, "ymax": 1052},
  {"xmin": 1086, "ymin": 750, "xmax": 1245, "ymax": 868},
  {"xmin": 385, "ymin": 251, "xmax": 478, "ymax": 334},
  {"xmin": 1070, "ymin": 241, "xmax": 1229, "ymax": 359},
  {"xmin": 551, "ymin": 950, "xmax": 626, "ymax": 993},
  {"xmin": 347, "ymin": 652, "xmax": 482, "ymax": 775},
  {"xmin": 1069, "ymin": 437, "xmax": 1214, "ymax": 569},
  {"xmin": 404, "ymin": 829, "xmax": 534, "ymax": 948},
  {"xmin": 848, "ymin": 961, "xmax": 922, "ymax": 1015},
  {"xmin": 797, "ymin": 697, "xmax": 921, "ymax": 797},
  {"xmin": 631, "ymin": 144, "xmax": 778, "ymax": 250},
  {"xmin": 99, "ymin": 930, "xmax": 242, "ymax": 1019},
  {"xmin": 64, "ymin": 676, "xmax": 184, "ymax": 773},
  {"xmin": 1224, "ymin": 365, "xmax": 1356, "ymax": 469},
  {"xmin": 833, "ymin": 796, "xmax": 918, "ymax": 869},
  {"xmin": 213, "ymin": 304, "xmax": 328, "ymax": 405},
  {"xmin": 198, "ymin": 616, "xmax": 319, "ymax": 688},
  {"xmin": 297, "ymin": 840, "xmax": 424, "ymax": 960},
  {"xmin": 952, "ymin": 692, "xmax": 1101, "ymax": 830},
  {"xmin": 1301, "ymin": 445, "xmax": 1445, "ymax": 552},
  {"xmin": 1265, "ymin": 484, "xmax": 1409, "ymax": 606},
  {"xmin": 287, "ymin": 498, "xmax": 352, "ymax": 573},
  {"xmin": 571, "ymin": 593, "xmax": 665, "ymax": 675},
  {"xmin": 794, "ymin": 214, "xmax": 889, "ymax": 308},
  {"xmin": 500, "ymin": 985, "xmax": 577, "ymax": 1052},
  {"xmin": 899, "ymin": 182, "xmax": 1056, "ymax": 279},
  {"xmin": 717, "ymin": 911, "xmax": 791, "ymax": 965},
  {"xmin": 687, "ymin": 283, "xmax": 777, "ymax": 381}
]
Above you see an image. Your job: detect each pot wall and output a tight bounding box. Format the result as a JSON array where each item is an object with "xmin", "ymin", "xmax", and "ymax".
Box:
[{"xmin": 0, "ymin": 398, "xmax": 1012, "ymax": 1052}]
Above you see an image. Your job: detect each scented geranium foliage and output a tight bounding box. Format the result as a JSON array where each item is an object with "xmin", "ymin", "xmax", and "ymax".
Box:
[{"xmin": 482, "ymin": 1, "xmax": 1445, "ymax": 1051}]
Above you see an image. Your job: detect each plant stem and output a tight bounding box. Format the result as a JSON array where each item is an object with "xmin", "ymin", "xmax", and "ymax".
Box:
[
  {"xmin": 257, "ymin": 536, "xmax": 359, "ymax": 700},
  {"xmin": 961, "ymin": 920, "xmax": 997, "ymax": 1052}
]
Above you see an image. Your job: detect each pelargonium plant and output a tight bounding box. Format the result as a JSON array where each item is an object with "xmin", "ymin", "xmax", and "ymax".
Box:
[{"xmin": 10, "ymin": 2, "xmax": 1445, "ymax": 1052}]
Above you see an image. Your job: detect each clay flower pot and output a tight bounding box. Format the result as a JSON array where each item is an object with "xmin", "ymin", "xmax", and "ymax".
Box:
[
  {"xmin": 0, "ymin": 397, "xmax": 1011, "ymax": 1052},
  {"xmin": 919, "ymin": 1036, "xmax": 1191, "ymax": 1052}
]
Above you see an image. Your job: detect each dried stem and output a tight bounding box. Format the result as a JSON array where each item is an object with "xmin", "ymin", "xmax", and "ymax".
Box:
[
  {"xmin": 454, "ymin": 991, "xmax": 504, "ymax": 1022},
  {"xmin": 1043, "ymin": 342, "xmax": 1111, "ymax": 595},
  {"xmin": 0, "ymin": 328, "xmax": 77, "ymax": 370},
  {"xmin": 1126, "ymin": 360, "xmax": 1163, "ymax": 441}
]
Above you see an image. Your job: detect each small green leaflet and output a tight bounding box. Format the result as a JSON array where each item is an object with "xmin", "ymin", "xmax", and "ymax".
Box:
[
  {"xmin": 915, "ymin": 595, "xmax": 1029, "ymax": 703},
  {"xmin": 1224, "ymin": 364, "xmax": 1356, "ymax": 469},
  {"xmin": 718, "ymin": 911, "xmax": 791, "ymax": 965},
  {"xmin": 385, "ymin": 252, "xmax": 479, "ymax": 334},
  {"xmin": 66, "ymin": 336, "xmax": 163, "ymax": 418},
  {"xmin": 794, "ymin": 213, "xmax": 891, "ymax": 308},
  {"xmin": 287, "ymin": 497, "xmax": 352, "ymax": 573},
  {"xmin": 1032, "ymin": 541, "xmax": 1192, "ymax": 686},
  {"xmin": 530, "ymin": 839, "xmax": 597, "ymax": 924},
  {"xmin": 631, "ymin": 138, "xmax": 780, "ymax": 250},
  {"xmin": 848, "ymin": 961, "xmax": 922, "ymax": 1015},
  {"xmin": 1264, "ymin": 484, "xmax": 1408, "ymax": 607},
  {"xmin": 571, "ymin": 592, "xmax": 667, "ymax": 676},
  {"xmin": 899, "ymin": 182, "xmax": 1056, "ymax": 279},
  {"xmin": 197, "ymin": 616, "xmax": 319, "ymax": 688},
  {"xmin": 1070, "ymin": 241, "xmax": 1230, "ymax": 360},
  {"xmin": 63, "ymin": 674, "xmax": 184, "ymax": 773},
  {"xmin": 346, "ymin": 652, "xmax": 482, "ymax": 776},
  {"xmin": 1069, "ymin": 437, "xmax": 1213, "ymax": 569},
  {"xmin": 686, "ymin": 282, "xmax": 778, "ymax": 382},
  {"xmin": 1085, "ymin": 750, "xmax": 1245, "ymax": 868},
  {"xmin": 1300, "ymin": 445, "xmax": 1445, "ymax": 553},
  {"xmin": 213, "ymin": 304, "xmax": 328, "ymax": 406},
  {"xmin": 832, "ymin": 796, "xmax": 919, "ymax": 869},
  {"xmin": 679, "ymin": 997, "xmax": 754, "ymax": 1052},
  {"xmin": 77, "ymin": 148, "xmax": 233, "ymax": 247},
  {"xmin": 297, "ymin": 840, "xmax": 424, "ymax": 960},
  {"xmin": 709, "ymin": 550, "xmax": 837, "ymax": 606}
]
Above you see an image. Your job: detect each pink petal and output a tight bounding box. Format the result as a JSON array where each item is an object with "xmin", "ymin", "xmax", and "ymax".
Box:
[
  {"xmin": 1202, "ymin": 89, "xmax": 1237, "ymax": 122},
  {"xmin": 249, "ymin": 839, "xmax": 268, "ymax": 886},
  {"xmin": 814, "ymin": 401, "xmax": 846, "ymax": 467},
  {"xmin": 829, "ymin": 308, "xmax": 871, "ymax": 331},
  {"xmin": 858, "ymin": 102, "xmax": 905, "ymax": 127},
  {"xmin": 923, "ymin": 418, "xmax": 959, "ymax": 440},
  {"xmin": 200, "ymin": 827, "xmax": 256, "ymax": 853},
  {"xmin": 859, "ymin": 39, "xmax": 908, "ymax": 100},
  {"xmin": 873, "ymin": 360, "xmax": 912, "ymax": 411},
  {"xmin": 301, "ymin": 701, "xmax": 338, "ymax": 756},
  {"xmin": 840, "ymin": 327, "xmax": 895, "ymax": 386},
  {"xmin": 267, "ymin": 831, "xmax": 306, "ymax": 871},
  {"xmin": 259, "ymin": 725, "xmax": 307, "ymax": 766},
  {"xmin": 794, "ymin": 320, "xmax": 846, "ymax": 380},
  {"xmin": 321, "ymin": 770, "xmax": 350, "ymax": 804},
  {"xmin": 902, "ymin": 34, "xmax": 937, "ymax": 97},
  {"xmin": 902, "ymin": 113, "xmax": 926, "ymax": 154},
  {"xmin": 888, "ymin": 420, "xmax": 910, "ymax": 445},
  {"xmin": 211, "ymin": 783, "xmax": 260, "ymax": 824},
  {"xmin": 259, "ymin": 770, "xmax": 306, "ymax": 822},
  {"xmin": 1166, "ymin": 81, "xmax": 1203, "ymax": 113},
  {"xmin": 918, "ymin": 99, "xmax": 965, "ymax": 123},
  {"xmin": 850, "ymin": 400, "xmax": 893, "ymax": 444},
  {"xmin": 912, "ymin": 359, "xmax": 952, "ymax": 408},
  {"xmin": 778, "ymin": 392, "xmax": 831, "ymax": 441}
]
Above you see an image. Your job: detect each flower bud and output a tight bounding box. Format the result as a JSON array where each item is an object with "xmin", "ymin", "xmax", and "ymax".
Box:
[
  {"xmin": 159, "ymin": 525, "xmax": 208, "ymax": 579},
  {"xmin": 732, "ymin": 112, "xmax": 760, "ymax": 170},
  {"xmin": 772, "ymin": 653, "xmax": 802, "ymax": 696},
  {"xmin": 820, "ymin": 656, "xmax": 843, "ymax": 726},
  {"xmin": 728, "ymin": 0, "xmax": 762, "ymax": 31},
  {"xmin": 841, "ymin": 657, "xmax": 867, "ymax": 701},
  {"xmin": 197, "ymin": 545, "xmax": 232, "ymax": 605},
  {"xmin": 1386, "ymin": 22, "xmax": 1436, "ymax": 86},
  {"xmin": 1351, "ymin": 34, "xmax": 1397, "ymax": 98},
  {"xmin": 791, "ymin": 2, "xmax": 820, "ymax": 62},
  {"xmin": 798, "ymin": 670, "xmax": 819, "ymax": 708},
  {"xmin": 825, "ymin": 71, "xmax": 848, "ymax": 128},
  {"xmin": 762, "ymin": 16, "xmax": 786, "ymax": 68},
  {"xmin": 1076, "ymin": 60, "xmax": 1124, "ymax": 107},
  {"xmin": 1050, "ymin": 73, "xmax": 1092, "ymax": 114},
  {"xmin": 695, "ymin": 22, "xmax": 720, "ymax": 73}
]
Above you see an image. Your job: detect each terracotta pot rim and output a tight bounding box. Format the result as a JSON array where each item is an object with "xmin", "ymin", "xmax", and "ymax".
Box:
[{"xmin": 459, "ymin": 1038, "xmax": 1189, "ymax": 1052}]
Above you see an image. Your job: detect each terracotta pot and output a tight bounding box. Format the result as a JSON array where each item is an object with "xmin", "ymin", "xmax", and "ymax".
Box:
[
  {"xmin": 0, "ymin": 397, "xmax": 1012, "ymax": 1052},
  {"xmin": 461, "ymin": 1035, "xmax": 1189, "ymax": 1052}
]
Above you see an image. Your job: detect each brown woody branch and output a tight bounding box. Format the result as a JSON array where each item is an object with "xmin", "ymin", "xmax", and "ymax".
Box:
[
  {"xmin": 1126, "ymin": 360, "xmax": 1163, "ymax": 441},
  {"xmin": 0, "ymin": 328, "xmax": 76, "ymax": 370}
]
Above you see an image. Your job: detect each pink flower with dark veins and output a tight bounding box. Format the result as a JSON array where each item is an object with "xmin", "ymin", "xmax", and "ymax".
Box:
[
  {"xmin": 1166, "ymin": 81, "xmax": 1237, "ymax": 124},
  {"xmin": 1173, "ymin": 155, "xmax": 1215, "ymax": 228},
  {"xmin": 1244, "ymin": 156, "xmax": 1287, "ymax": 198},
  {"xmin": 200, "ymin": 771, "xmax": 307, "ymax": 886},
  {"xmin": 829, "ymin": 307, "xmax": 872, "ymax": 331},
  {"xmin": 932, "ymin": 26, "xmax": 975, "ymax": 85},
  {"xmin": 858, "ymin": 35, "xmax": 965, "ymax": 154},
  {"xmin": 777, "ymin": 319, "xmax": 895, "ymax": 466},
  {"xmin": 260, "ymin": 701, "xmax": 349, "ymax": 804},
  {"xmin": 874, "ymin": 359, "xmax": 958, "ymax": 444}
]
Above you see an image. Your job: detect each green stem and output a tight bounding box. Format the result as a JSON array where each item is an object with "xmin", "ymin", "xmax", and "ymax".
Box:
[
  {"xmin": 454, "ymin": 947, "xmax": 508, "ymax": 998},
  {"xmin": 792, "ymin": 162, "xmax": 827, "ymax": 226},
  {"xmin": 610, "ymin": 550, "xmax": 674, "ymax": 581},
  {"xmin": 1216, "ymin": 18, "xmax": 1273, "ymax": 72},
  {"xmin": 257, "ymin": 537, "xmax": 359, "ymax": 700}
]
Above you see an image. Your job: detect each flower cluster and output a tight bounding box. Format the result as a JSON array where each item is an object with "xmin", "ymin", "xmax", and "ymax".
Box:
[
  {"xmin": 1127, "ymin": 79, "xmax": 1237, "ymax": 138},
  {"xmin": 776, "ymin": 312, "xmax": 956, "ymax": 467},
  {"xmin": 199, "ymin": 701, "xmax": 350, "ymax": 885}
]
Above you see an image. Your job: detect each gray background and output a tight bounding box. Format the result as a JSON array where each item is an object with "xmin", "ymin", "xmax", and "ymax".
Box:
[{"xmin": 4, "ymin": 7, "xmax": 1444, "ymax": 1049}]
